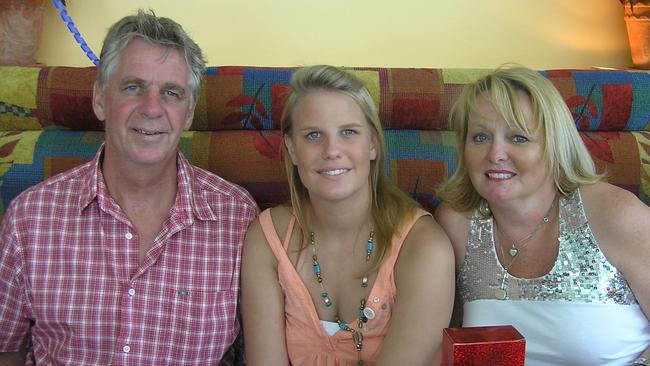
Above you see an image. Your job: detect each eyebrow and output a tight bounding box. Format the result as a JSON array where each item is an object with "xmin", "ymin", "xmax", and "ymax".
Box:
[
  {"xmin": 119, "ymin": 77, "xmax": 146, "ymax": 88},
  {"xmin": 466, "ymin": 122, "xmax": 490, "ymax": 130},
  {"xmin": 118, "ymin": 77, "xmax": 186, "ymax": 96},
  {"xmin": 297, "ymin": 121, "xmax": 365, "ymax": 130},
  {"xmin": 468, "ymin": 121, "xmax": 525, "ymax": 131}
]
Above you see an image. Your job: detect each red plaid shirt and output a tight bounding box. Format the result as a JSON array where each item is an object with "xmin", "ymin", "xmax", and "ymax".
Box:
[{"xmin": 0, "ymin": 145, "xmax": 258, "ymax": 365}]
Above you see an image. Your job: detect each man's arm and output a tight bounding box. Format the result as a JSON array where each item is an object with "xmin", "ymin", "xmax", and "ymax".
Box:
[{"xmin": 0, "ymin": 212, "xmax": 32, "ymax": 365}]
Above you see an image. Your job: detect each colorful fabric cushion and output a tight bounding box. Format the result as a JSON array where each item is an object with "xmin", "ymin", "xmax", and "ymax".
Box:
[
  {"xmin": 1, "ymin": 66, "xmax": 648, "ymax": 216},
  {"xmin": 2, "ymin": 67, "xmax": 650, "ymax": 132}
]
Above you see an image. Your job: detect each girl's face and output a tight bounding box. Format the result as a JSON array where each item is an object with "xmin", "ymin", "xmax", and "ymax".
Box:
[{"xmin": 284, "ymin": 90, "xmax": 377, "ymax": 204}]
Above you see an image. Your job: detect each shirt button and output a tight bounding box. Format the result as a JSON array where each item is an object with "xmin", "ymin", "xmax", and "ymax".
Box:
[
  {"xmin": 123, "ymin": 345, "xmax": 130, "ymax": 353},
  {"xmin": 125, "ymin": 232, "xmax": 133, "ymax": 240},
  {"xmin": 128, "ymin": 288, "xmax": 135, "ymax": 296}
]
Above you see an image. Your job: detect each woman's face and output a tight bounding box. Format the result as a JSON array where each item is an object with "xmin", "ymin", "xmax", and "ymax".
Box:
[
  {"xmin": 284, "ymin": 90, "xmax": 377, "ymax": 204},
  {"xmin": 464, "ymin": 92, "xmax": 554, "ymax": 206}
]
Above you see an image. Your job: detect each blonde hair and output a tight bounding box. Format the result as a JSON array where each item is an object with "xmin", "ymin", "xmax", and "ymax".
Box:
[
  {"xmin": 281, "ymin": 65, "xmax": 419, "ymax": 268},
  {"xmin": 438, "ymin": 65, "xmax": 603, "ymax": 212}
]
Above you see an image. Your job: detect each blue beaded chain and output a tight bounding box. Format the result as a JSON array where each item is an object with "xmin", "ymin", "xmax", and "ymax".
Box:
[
  {"xmin": 51, "ymin": 0, "xmax": 100, "ymax": 65},
  {"xmin": 310, "ymin": 232, "xmax": 333, "ymax": 307},
  {"xmin": 366, "ymin": 232, "xmax": 374, "ymax": 261},
  {"xmin": 310, "ymin": 230, "xmax": 374, "ymax": 366}
]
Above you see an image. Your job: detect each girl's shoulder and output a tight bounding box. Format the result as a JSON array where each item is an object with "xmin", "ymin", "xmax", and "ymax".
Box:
[{"xmin": 264, "ymin": 205, "xmax": 295, "ymax": 237}]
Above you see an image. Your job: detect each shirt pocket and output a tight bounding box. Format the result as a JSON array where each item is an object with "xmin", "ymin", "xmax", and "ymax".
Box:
[{"xmin": 168, "ymin": 288, "xmax": 239, "ymax": 365}]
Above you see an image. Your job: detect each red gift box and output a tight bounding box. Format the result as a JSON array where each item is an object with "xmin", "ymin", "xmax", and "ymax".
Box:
[{"xmin": 441, "ymin": 325, "xmax": 525, "ymax": 366}]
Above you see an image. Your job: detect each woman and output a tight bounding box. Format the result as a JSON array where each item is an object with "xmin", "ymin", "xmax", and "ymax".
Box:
[
  {"xmin": 241, "ymin": 65, "xmax": 454, "ymax": 365},
  {"xmin": 435, "ymin": 66, "xmax": 650, "ymax": 365}
]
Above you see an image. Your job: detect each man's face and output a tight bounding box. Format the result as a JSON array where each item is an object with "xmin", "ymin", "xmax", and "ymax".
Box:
[{"xmin": 93, "ymin": 38, "xmax": 194, "ymax": 170}]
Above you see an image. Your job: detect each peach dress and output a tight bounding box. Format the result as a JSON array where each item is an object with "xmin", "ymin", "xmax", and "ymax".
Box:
[{"xmin": 259, "ymin": 208, "xmax": 429, "ymax": 366}]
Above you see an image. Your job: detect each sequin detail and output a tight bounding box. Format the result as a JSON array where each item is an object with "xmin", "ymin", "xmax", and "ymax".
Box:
[{"xmin": 458, "ymin": 189, "xmax": 637, "ymax": 305}]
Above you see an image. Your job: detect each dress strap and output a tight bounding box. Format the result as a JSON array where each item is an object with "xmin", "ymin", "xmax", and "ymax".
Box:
[
  {"xmin": 258, "ymin": 208, "xmax": 296, "ymax": 257},
  {"xmin": 283, "ymin": 215, "xmax": 296, "ymax": 251},
  {"xmin": 381, "ymin": 209, "xmax": 431, "ymax": 275}
]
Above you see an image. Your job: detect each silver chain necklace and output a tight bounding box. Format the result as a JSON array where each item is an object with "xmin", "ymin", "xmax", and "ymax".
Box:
[
  {"xmin": 494, "ymin": 197, "xmax": 556, "ymax": 300},
  {"xmin": 495, "ymin": 198, "xmax": 556, "ymax": 258}
]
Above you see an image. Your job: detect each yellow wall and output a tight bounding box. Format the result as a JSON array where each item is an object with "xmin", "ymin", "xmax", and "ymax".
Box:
[{"xmin": 37, "ymin": 0, "xmax": 631, "ymax": 69}]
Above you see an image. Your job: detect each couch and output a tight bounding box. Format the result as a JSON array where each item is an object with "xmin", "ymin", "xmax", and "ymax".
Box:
[{"xmin": 1, "ymin": 66, "xmax": 649, "ymax": 221}]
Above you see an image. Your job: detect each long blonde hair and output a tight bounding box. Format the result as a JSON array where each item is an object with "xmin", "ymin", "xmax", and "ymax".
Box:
[{"xmin": 281, "ymin": 65, "xmax": 419, "ymax": 268}]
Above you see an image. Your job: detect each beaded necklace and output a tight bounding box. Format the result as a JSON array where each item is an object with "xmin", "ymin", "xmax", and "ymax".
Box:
[{"xmin": 310, "ymin": 230, "xmax": 374, "ymax": 366}]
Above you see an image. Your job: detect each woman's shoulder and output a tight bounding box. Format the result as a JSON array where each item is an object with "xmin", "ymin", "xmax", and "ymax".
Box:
[
  {"xmin": 434, "ymin": 202, "xmax": 472, "ymax": 222},
  {"xmin": 267, "ymin": 205, "xmax": 293, "ymax": 222},
  {"xmin": 578, "ymin": 182, "xmax": 650, "ymax": 266},
  {"xmin": 403, "ymin": 212, "xmax": 449, "ymax": 247},
  {"xmin": 265, "ymin": 205, "xmax": 295, "ymax": 239},
  {"xmin": 432, "ymin": 202, "xmax": 473, "ymax": 269},
  {"xmin": 247, "ymin": 206, "xmax": 294, "ymax": 242},
  {"xmin": 244, "ymin": 205, "xmax": 298, "ymax": 264},
  {"xmin": 397, "ymin": 213, "xmax": 454, "ymax": 270},
  {"xmin": 579, "ymin": 182, "xmax": 648, "ymax": 223},
  {"xmin": 579, "ymin": 181, "xmax": 627, "ymax": 199},
  {"xmin": 433, "ymin": 203, "xmax": 472, "ymax": 241}
]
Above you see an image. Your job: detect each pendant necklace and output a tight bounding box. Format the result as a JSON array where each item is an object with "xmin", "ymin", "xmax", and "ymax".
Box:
[
  {"xmin": 311, "ymin": 230, "xmax": 374, "ymax": 365},
  {"xmin": 496, "ymin": 198, "xmax": 556, "ymax": 258},
  {"xmin": 493, "ymin": 197, "xmax": 556, "ymax": 300}
]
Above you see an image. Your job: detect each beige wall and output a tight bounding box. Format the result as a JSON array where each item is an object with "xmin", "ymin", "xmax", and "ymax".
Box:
[{"xmin": 37, "ymin": 0, "xmax": 632, "ymax": 69}]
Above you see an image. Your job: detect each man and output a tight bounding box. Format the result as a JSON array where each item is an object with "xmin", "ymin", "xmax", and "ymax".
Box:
[{"xmin": 0, "ymin": 10, "xmax": 258, "ymax": 365}]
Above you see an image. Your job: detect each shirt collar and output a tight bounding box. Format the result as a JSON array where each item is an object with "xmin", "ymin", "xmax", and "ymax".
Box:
[
  {"xmin": 176, "ymin": 151, "xmax": 218, "ymax": 222},
  {"xmin": 77, "ymin": 144, "xmax": 217, "ymax": 222},
  {"xmin": 77, "ymin": 144, "xmax": 103, "ymax": 213}
]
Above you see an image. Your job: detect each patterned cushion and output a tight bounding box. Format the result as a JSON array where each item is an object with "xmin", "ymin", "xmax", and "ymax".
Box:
[
  {"xmin": 1, "ymin": 66, "xmax": 649, "ymax": 217},
  {"xmin": 2, "ymin": 66, "xmax": 650, "ymax": 132}
]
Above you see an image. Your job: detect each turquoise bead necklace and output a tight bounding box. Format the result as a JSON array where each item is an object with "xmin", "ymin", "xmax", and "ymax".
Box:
[{"xmin": 310, "ymin": 230, "xmax": 374, "ymax": 365}]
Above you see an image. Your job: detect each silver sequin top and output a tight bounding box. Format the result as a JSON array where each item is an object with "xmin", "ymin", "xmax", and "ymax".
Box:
[{"xmin": 458, "ymin": 189, "xmax": 638, "ymax": 305}]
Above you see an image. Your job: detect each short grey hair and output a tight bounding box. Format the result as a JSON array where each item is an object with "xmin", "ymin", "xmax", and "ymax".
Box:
[{"xmin": 96, "ymin": 9, "xmax": 205, "ymax": 106}]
